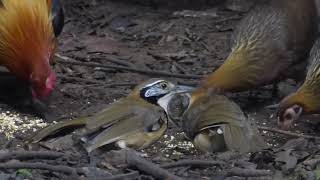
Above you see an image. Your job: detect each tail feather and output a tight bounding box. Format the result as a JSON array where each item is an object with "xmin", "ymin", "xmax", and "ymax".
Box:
[
  {"xmin": 28, "ymin": 118, "xmax": 86, "ymax": 143},
  {"xmin": 223, "ymin": 124, "xmax": 267, "ymax": 153}
]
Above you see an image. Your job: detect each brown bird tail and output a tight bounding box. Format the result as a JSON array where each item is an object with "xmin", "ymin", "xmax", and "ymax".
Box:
[
  {"xmin": 28, "ymin": 118, "xmax": 86, "ymax": 143},
  {"xmin": 223, "ymin": 124, "xmax": 267, "ymax": 153}
]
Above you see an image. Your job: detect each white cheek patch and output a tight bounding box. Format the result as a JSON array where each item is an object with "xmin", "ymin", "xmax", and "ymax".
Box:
[{"xmin": 157, "ymin": 93, "xmax": 174, "ymax": 113}]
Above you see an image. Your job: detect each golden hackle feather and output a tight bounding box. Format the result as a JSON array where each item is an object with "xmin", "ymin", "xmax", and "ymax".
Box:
[
  {"xmin": 0, "ymin": 0, "xmax": 54, "ymax": 75},
  {"xmin": 192, "ymin": 0, "xmax": 317, "ymax": 100},
  {"xmin": 280, "ymin": 39, "xmax": 320, "ymax": 114}
]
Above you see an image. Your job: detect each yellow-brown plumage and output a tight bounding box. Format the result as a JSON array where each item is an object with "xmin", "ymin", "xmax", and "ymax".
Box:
[
  {"xmin": 193, "ymin": 0, "xmax": 317, "ymax": 100},
  {"xmin": 167, "ymin": 92, "xmax": 267, "ymax": 153},
  {"xmin": 0, "ymin": 0, "xmax": 54, "ymax": 69},
  {"xmin": 0, "ymin": 0, "xmax": 57, "ymax": 98},
  {"xmin": 278, "ymin": 39, "xmax": 320, "ymax": 128}
]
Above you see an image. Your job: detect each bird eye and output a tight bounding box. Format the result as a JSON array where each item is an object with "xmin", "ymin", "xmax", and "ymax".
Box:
[{"xmin": 160, "ymin": 83, "xmax": 168, "ymax": 89}]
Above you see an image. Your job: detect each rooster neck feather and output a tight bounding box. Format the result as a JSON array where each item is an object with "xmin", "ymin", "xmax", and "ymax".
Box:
[{"xmin": 0, "ymin": 0, "xmax": 55, "ymax": 79}]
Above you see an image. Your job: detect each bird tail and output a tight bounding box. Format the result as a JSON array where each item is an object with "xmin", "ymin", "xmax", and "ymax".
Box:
[
  {"xmin": 223, "ymin": 124, "xmax": 267, "ymax": 153},
  {"xmin": 28, "ymin": 118, "xmax": 87, "ymax": 143}
]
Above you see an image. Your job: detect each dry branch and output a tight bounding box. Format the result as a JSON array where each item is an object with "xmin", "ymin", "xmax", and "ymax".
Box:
[
  {"xmin": 0, "ymin": 161, "xmax": 78, "ymax": 176},
  {"xmin": 123, "ymin": 150, "xmax": 183, "ymax": 180},
  {"xmin": 55, "ymin": 54, "xmax": 202, "ymax": 79},
  {"xmin": 225, "ymin": 167, "xmax": 272, "ymax": 177},
  {"xmin": 161, "ymin": 159, "xmax": 224, "ymax": 169},
  {"xmin": 258, "ymin": 126, "xmax": 320, "ymax": 140},
  {"xmin": 0, "ymin": 151, "xmax": 64, "ymax": 162},
  {"xmin": 104, "ymin": 170, "xmax": 140, "ymax": 180}
]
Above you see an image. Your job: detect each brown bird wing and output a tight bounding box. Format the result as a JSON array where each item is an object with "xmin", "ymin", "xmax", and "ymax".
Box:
[
  {"xmin": 83, "ymin": 97, "xmax": 157, "ymax": 131},
  {"xmin": 83, "ymin": 104, "xmax": 166, "ymax": 152},
  {"xmin": 29, "ymin": 96, "xmax": 161, "ymax": 144},
  {"xmin": 183, "ymin": 94, "xmax": 267, "ymax": 153}
]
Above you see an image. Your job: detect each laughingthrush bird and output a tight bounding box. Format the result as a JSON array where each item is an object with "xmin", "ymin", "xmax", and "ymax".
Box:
[
  {"xmin": 166, "ymin": 91, "xmax": 267, "ymax": 153},
  {"xmin": 29, "ymin": 79, "xmax": 191, "ymax": 152}
]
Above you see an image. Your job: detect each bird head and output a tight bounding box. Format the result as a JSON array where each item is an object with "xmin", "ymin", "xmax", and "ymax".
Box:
[
  {"xmin": 0, "ymin": 0, "xmax": 57, "ymax": 99},
  {"xmin": 277, "ymin": 103, "xmax": 303, "ymax": 130},
  {"xmin": 277, "ymin": 82, "xmax": 320, "ymax": 129},
  {"xmin": 131, "ymin": 79, "xmax": 194, "ymax": 127},
  {"xmin": 30, "ymin": 68, "xmax": 56, "ymax": 99},
  {"xmin": 134, "ymin": 78, "xmax": 193, "ymax": 107},
  {"xmin": 277, "ymin": 91, "xmax": 306, "ymax": 130}
]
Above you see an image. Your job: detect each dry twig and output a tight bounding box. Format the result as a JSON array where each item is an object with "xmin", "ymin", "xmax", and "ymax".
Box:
[
  {"xmin": 225, "ymin": 167, "xmax": 272, "ymax": 177},
  {"xmin": 124, "ymin": 150, "xmax": 183, "ymax": 180},
  {"xmin": 104, "ymin": 170, "xmax": 140, "ymax": 180},
  {"xmin": 58, "ymin": 75, "xmax": 103, "ymax": 84},
  {"xmin": 161, "ymin": 159, "xmax": 224, "ymax": 169},
  {"xmin": 258, "ymin": 126, "xmax": 320, "ymax": 140},
  {"xmin": 55, "ymin": 54, "xmax": 202, "ymax": 79},
  {"xmin": 0, "ymin": 161, "xmax": 78, "ymax": 176},
  {"xmin": 303, "ymin": 158, "xmax": 320, "ymax": 169},
  {"xmin": 0, "ymin": 151, "xmax": 64, "ymax": 162}
]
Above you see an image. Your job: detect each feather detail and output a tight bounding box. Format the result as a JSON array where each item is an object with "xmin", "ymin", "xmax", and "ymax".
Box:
[{"xmin": 0, "ymin": 0, "xmax": 55, "ymax": 78}]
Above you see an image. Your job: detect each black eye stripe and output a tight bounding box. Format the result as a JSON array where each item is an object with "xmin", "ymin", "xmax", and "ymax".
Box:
[{"xmin": 139, "ymin": 81, "xmax": 170, "ymax": 105}]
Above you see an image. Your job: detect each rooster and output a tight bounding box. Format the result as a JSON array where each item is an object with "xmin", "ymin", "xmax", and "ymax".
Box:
[{"xmin": 0, "ymin": 0, "xmax": 64, "ymax": 99}]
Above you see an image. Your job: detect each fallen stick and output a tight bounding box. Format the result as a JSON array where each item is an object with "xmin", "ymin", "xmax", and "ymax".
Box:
[
  {"xmin": 58, "ymin": 75, "xmax": 103, "ymax": 84},
  {"xmin": 0, "ymin": 161, "xmax": 78, "ymax": 176},
  {"xmin": 124, "ymin": 150, "xmax": 183, "ymax": 180},
  {"xmin": 258, "ymin": 126, "xmax": 320, "ymax": 140},
  {"xmin": 225, "ymin": 167, "xmax": 272, "ymax": 177},
  {"xmin": 161, "ymin": 159, "xmax": 224, "ymax": 169},
  {"xmin": 104, "ymin": 170, "xmax": 140, "ymax": 180},
  {"xmin": 303, "ymin": 158, "xmax": 320, "ymax": 169},
  {"xmin": 0, "ymin": 151, "xmax": 64, "ymax": 162},
  {"xmin": 55, "ymin": 54, "xmax": 202, "ymax": 79}
]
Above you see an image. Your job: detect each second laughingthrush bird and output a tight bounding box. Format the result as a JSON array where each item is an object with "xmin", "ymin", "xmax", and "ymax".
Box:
[
  {"xmin": 29, "ymin": 79, "xmax": 191, "ymax": 152},
  {"xmin": 192, "ymin": 0, "xmax": 317, "ymax": 100},
  {"xmin": 165, "ymin": 91, "xmax": 267, "ymax": 153},
  {"xmin": 278, "ymin": 39, "xmax": 320, "ymax": 130}
]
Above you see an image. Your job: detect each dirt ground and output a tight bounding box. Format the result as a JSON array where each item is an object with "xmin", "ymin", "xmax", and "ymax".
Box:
[{"xmin": 0, "ymin": 0, "xmax": 319, "ymax": 179}]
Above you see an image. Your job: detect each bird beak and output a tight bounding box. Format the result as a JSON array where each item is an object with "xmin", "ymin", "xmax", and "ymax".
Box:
[{"xmin": 174, "ymin": 85, "xmax": 195, "ymax": 93}]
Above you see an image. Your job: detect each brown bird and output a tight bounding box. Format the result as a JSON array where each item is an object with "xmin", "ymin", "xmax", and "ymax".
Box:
[
  {"xmin": 166, "ymin": 91, "xmax": 267, "ymax": 153},
  {"xmin": 29, "ymin": 79, "xmax": 191, "ymax": 152},
  {"xmin": 278, "ymin": 39, "xmax": 320, "ymax": 129},
  {"xmin": 192, "ymin": 0, "xmax": 317, "ymax": 100}
]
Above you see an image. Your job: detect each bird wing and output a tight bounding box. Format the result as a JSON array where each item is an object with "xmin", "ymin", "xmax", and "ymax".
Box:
[
  {"xmin": 183, "ymin": 94, "xmax": 267, "ymax": 153},
  {"xmin": 182, "ymin": 94, "xmax": 244, "ymax": 138},
  {"xmin": 83, "ymin": 104, "xmax": 165, "ymax": 152},
  {"xmin": 84, "ymin": 97, "xmax": 156, "ymax": 131}
]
